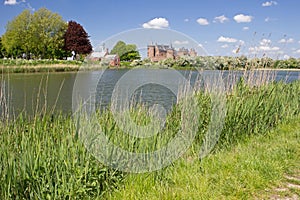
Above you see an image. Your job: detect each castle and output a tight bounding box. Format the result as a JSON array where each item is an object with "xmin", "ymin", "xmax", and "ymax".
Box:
[{"xmin": 147, "ymin": 44, "xmax": 197, "ymax": 62}]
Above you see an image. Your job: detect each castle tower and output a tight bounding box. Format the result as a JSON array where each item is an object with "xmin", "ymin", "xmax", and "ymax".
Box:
[{"xmin": 147, "ymin": 45, "xmax": 155, "ymax": 61}]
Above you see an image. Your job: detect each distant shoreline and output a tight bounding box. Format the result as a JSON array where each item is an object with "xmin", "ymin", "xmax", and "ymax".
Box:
[
  {"xmin": 0, "ymin": 64, "xmax": 300, "ymax": 74},
  {"xmin": 254, "ymin": 68, "xmax": 300, "ymax": 71}
]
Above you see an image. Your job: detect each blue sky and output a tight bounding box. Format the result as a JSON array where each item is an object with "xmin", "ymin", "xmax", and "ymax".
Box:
[{"xmin": 1, "ymin": 0, "xmax": 300, "ymax": 59}]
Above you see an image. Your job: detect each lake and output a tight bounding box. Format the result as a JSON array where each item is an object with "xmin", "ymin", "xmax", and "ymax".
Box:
[{"xmin": 1, "ymin": 69, "xmax": 299, "ymax": 117}]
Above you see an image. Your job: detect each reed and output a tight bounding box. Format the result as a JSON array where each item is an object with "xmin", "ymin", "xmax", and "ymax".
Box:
[{"xmin": 0, "ymin": 69, "xmax": 299, "ymax": 199}]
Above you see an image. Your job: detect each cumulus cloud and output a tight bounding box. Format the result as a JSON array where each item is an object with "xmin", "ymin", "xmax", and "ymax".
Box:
[
  {"xmin": 262, "ymin": 1, "xmax": 278, "ymax": 7},
  {"xmin": 243, "ymin": 27, "xmax": 250, "ymax": 31},
  {"xmin": 283, "ymin": 55, "xmax": 290, "ymax": 60},
  {"xmin": 4, "ymin": 0, "xmax": 34, "ymax": 11},
  {"xmin": 142, "ymin": 18, "xmax": 169, "ymax": 29},
  {"xmin": 217, "ymin": 36, "xmax": 238, "ymax": 43},
  {"xmin": 233, "ymin": 14, "xmax": 253, "ymax": 23},
  {"xmin": 249, "ymin": 46, "xmax": 280, "ymax": 52},
  {"xmin": 260, "ymin": 39, "xmax": 272, "ymax": 46},
  {"xmin": 296, "ymin": 49, "xmax": 300, "ymax": 54},
  {"xmin": 4, "ymin": 0, "xmax": 18, "ymax": 5},
  {"xmin": 184, "ymin": 18, "xmax": 189, "ymax": 22},
  {"xmin": 173, "ymin": 40, "xmax": 189, "ymax": 45},
  {"xmin": 213, "ymin": 15, "xmax": 229, "ymax": 23},
  {"xmin": 197, "ymin": 18, "xmax": 209, "ymax": 25},
  {"xmin": 249, "ymin": 39, "xmax": 281, "ymax": 53},
  {"xmin": 278, "ymin": 38, "xmax": 294, "ymax": 43}
]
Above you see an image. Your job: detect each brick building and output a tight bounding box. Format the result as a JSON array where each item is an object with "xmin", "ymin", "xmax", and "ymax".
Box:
[
  {"xmin": 89, "ymin": 44, "xmax": 120, "ymax": 67},
  {"xmin": 147, "ymin": 44, "xmax": 197, "ymax": 62}
]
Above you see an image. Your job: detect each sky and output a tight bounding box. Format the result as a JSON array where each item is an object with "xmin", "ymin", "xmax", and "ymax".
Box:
[{"xmin": 1, "ymin": 0, "xmax": 300, "ymax": 59}]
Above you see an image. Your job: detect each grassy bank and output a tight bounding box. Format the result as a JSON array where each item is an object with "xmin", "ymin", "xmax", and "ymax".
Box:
[
  {"xmin": 0, "ymin": 60, "xmax": 141, "ymax": 73},
  {"xmin": 1, "ymin": 58, "xmax": 300, "ymax": 73},
  {"xmin": 0, "ymin": 59, "xmax": 82, "ymax": 73},
  {"xmin": 108, "ymin": 117, "xmax": 300, "ymax": 199},
  {"xmin": 0, "ymin": 76, "xmax": 299, "ymax": 199}
]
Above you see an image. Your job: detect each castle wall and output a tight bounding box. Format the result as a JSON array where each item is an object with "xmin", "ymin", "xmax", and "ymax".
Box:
[{"xmin": 147, "ymin": 44, "xmax": 197, "ymax": 62}]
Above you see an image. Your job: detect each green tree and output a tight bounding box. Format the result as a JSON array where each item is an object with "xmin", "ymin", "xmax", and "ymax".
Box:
[
  {"xmin": 2, "ymin": 8, "xmax": 67, "ymax": 59},
  {"xmin": 1, "ymin": 9, "xmax": 31, "ymax": 58},
  {"xmin": 110, "ymin": 41, "xmax": 140, "ymax": 61},
  {"xmin": 110, "ymin": 41, "xmax": 126, "ymax": 56},
  {"xmin": 120, "ymin": 50, "xmax": 141, "ymax": 61},
  {"xmin": 28, "ymin": 8, "xmax": 67, "ymax": 59},
  {"xmin": 0, "ymin": 37, "xmax": 6, "ymax": 58}
]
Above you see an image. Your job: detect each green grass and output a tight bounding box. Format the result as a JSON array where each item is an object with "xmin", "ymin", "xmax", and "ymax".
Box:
[
  {"xmin": 0, "ymin": 59, "xmax": 82, "ymax": 73},
  {"xmin": 107, "ymin": 117, "xmax": 300, "ymax": 200},
  {"xmin": 0, "ymin": 75, "xmax": 299, "ymax": 199},
  {"xmin": 0, "ymin": 114, "xmax": 123, "ymax": 199},
  {"xmin": 0, "ymin": 59, "xmax": 82, "ymax": 67}
]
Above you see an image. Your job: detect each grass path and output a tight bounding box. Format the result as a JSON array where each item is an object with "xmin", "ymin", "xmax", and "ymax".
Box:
[{"xmin": 107, "ymin": 117, "xmax": 300, "ymax": 199}]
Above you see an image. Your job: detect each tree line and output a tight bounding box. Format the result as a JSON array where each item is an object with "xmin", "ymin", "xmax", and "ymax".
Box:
[
  {"xmin": 110, "ymin": 41, "xmax": 140, "ymax": 61},
  {"xmin": 0, "ymin": 8, "xmax": 92, "ymax": 60}
]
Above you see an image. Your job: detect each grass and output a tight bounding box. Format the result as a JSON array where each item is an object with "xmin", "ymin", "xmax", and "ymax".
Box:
[
  {"xmin": 0, "ymin": 59, "xmax": 82, "ymax": 73},
  {"xmin": 0, "ymin": 59, "xmax": 82, "ymax": 67},
  {"xmin": 0, "ymin": 114, "xmax": 124, "ymax": 199},
  {"xmin": 0, "ymin": 59, "xmax": 131, "ymax": 73},
  {"xmin": 0, "ymin": 71, "xmax": 299, "ymax": 199},
  {"xmin": 1, "ymin": 57, "xmax": 300, "ymax": 74},
  {"xmin": 107, "ymin": 117, "xmax": 300, "ymax": 200}
]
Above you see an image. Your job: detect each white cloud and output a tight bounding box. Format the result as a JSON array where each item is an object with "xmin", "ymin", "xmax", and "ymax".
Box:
[
  {"xmin": 197, "ymin": 18, "xmax": 209, "ymax": 25},
  {"xmin": 217, "ymin": 36, "xmax": 238, "ymax": 43},
  {"xmin": 298, "ymin": 41, "xmax": 300, "ymax": 44},
  {"xmin": 213, "ymin": 15, "xmax": 229, "ymax": 23},
  {"xmin": 283, "ymin": 55, "xmax": 290, "ymax": 60},
  {"xmin": 4, "ymin": 0, "xmax": 17, "ymax": 5},
  {"xmin": 221, "ymin": 44, "xmax": 229, "ymax": 48},
  {"xmin": 260, "ymin": 39, "xmax": 272, "ymax": 46},
  {"xmin": 142, "ymin": 18, "xmax": 169, "ymax": 29},
  {"xmin": 233, "ymin": 14, "xmax": 253, "ymax": 23},
  {"xmin": 184, "ymin": 18, "xmax": 189, "ymax": 22},
  {"xmin": 243, "ymin": 27, "xmax": 249, "ymax": 31},
  {"xmin": 278, "ymin": 38, "xmax": 294, "ymax": 43},
  {"xmin": 262, "ymin": 1, "xmax": 278, "ymax": 7},
  {"xmin": 249, "ymin": 46, "xmax": 280, "ymax": 52},
  {"xmin": 4, "ymin": 0, "xmax": 34, "ymax": 11},
  {"xmin": 295, "ymin": 49, "xmax": 300, "ymax": 54},
  {"xmin": 173, "ymin": 40, "xmax": 189, "ymax": 45}
]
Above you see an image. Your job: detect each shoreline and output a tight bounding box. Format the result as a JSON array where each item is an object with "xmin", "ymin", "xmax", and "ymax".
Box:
[
  {"xmin": 254, "ymin": 68, "xmax": 300, "ymax": 71},
  {"xmin": 0, "ymin": 64, "xmax": 300, "ymax": 73}
]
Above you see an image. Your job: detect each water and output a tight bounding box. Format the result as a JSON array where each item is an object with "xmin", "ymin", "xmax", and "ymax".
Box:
[{"xmin": 1, "ymin": 69, "xmax": 299, "ymax": 116}]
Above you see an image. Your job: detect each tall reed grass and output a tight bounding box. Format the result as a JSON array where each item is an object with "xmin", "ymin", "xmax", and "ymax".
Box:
[{"xmin": 0, "ymin": 70, "xmax": 299, "ymax": 199}]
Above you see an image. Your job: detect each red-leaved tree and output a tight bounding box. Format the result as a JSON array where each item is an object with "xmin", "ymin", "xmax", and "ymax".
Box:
[{"xmin": 64, "ymin": 21, "xmax": 92, "ymax": 56}]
